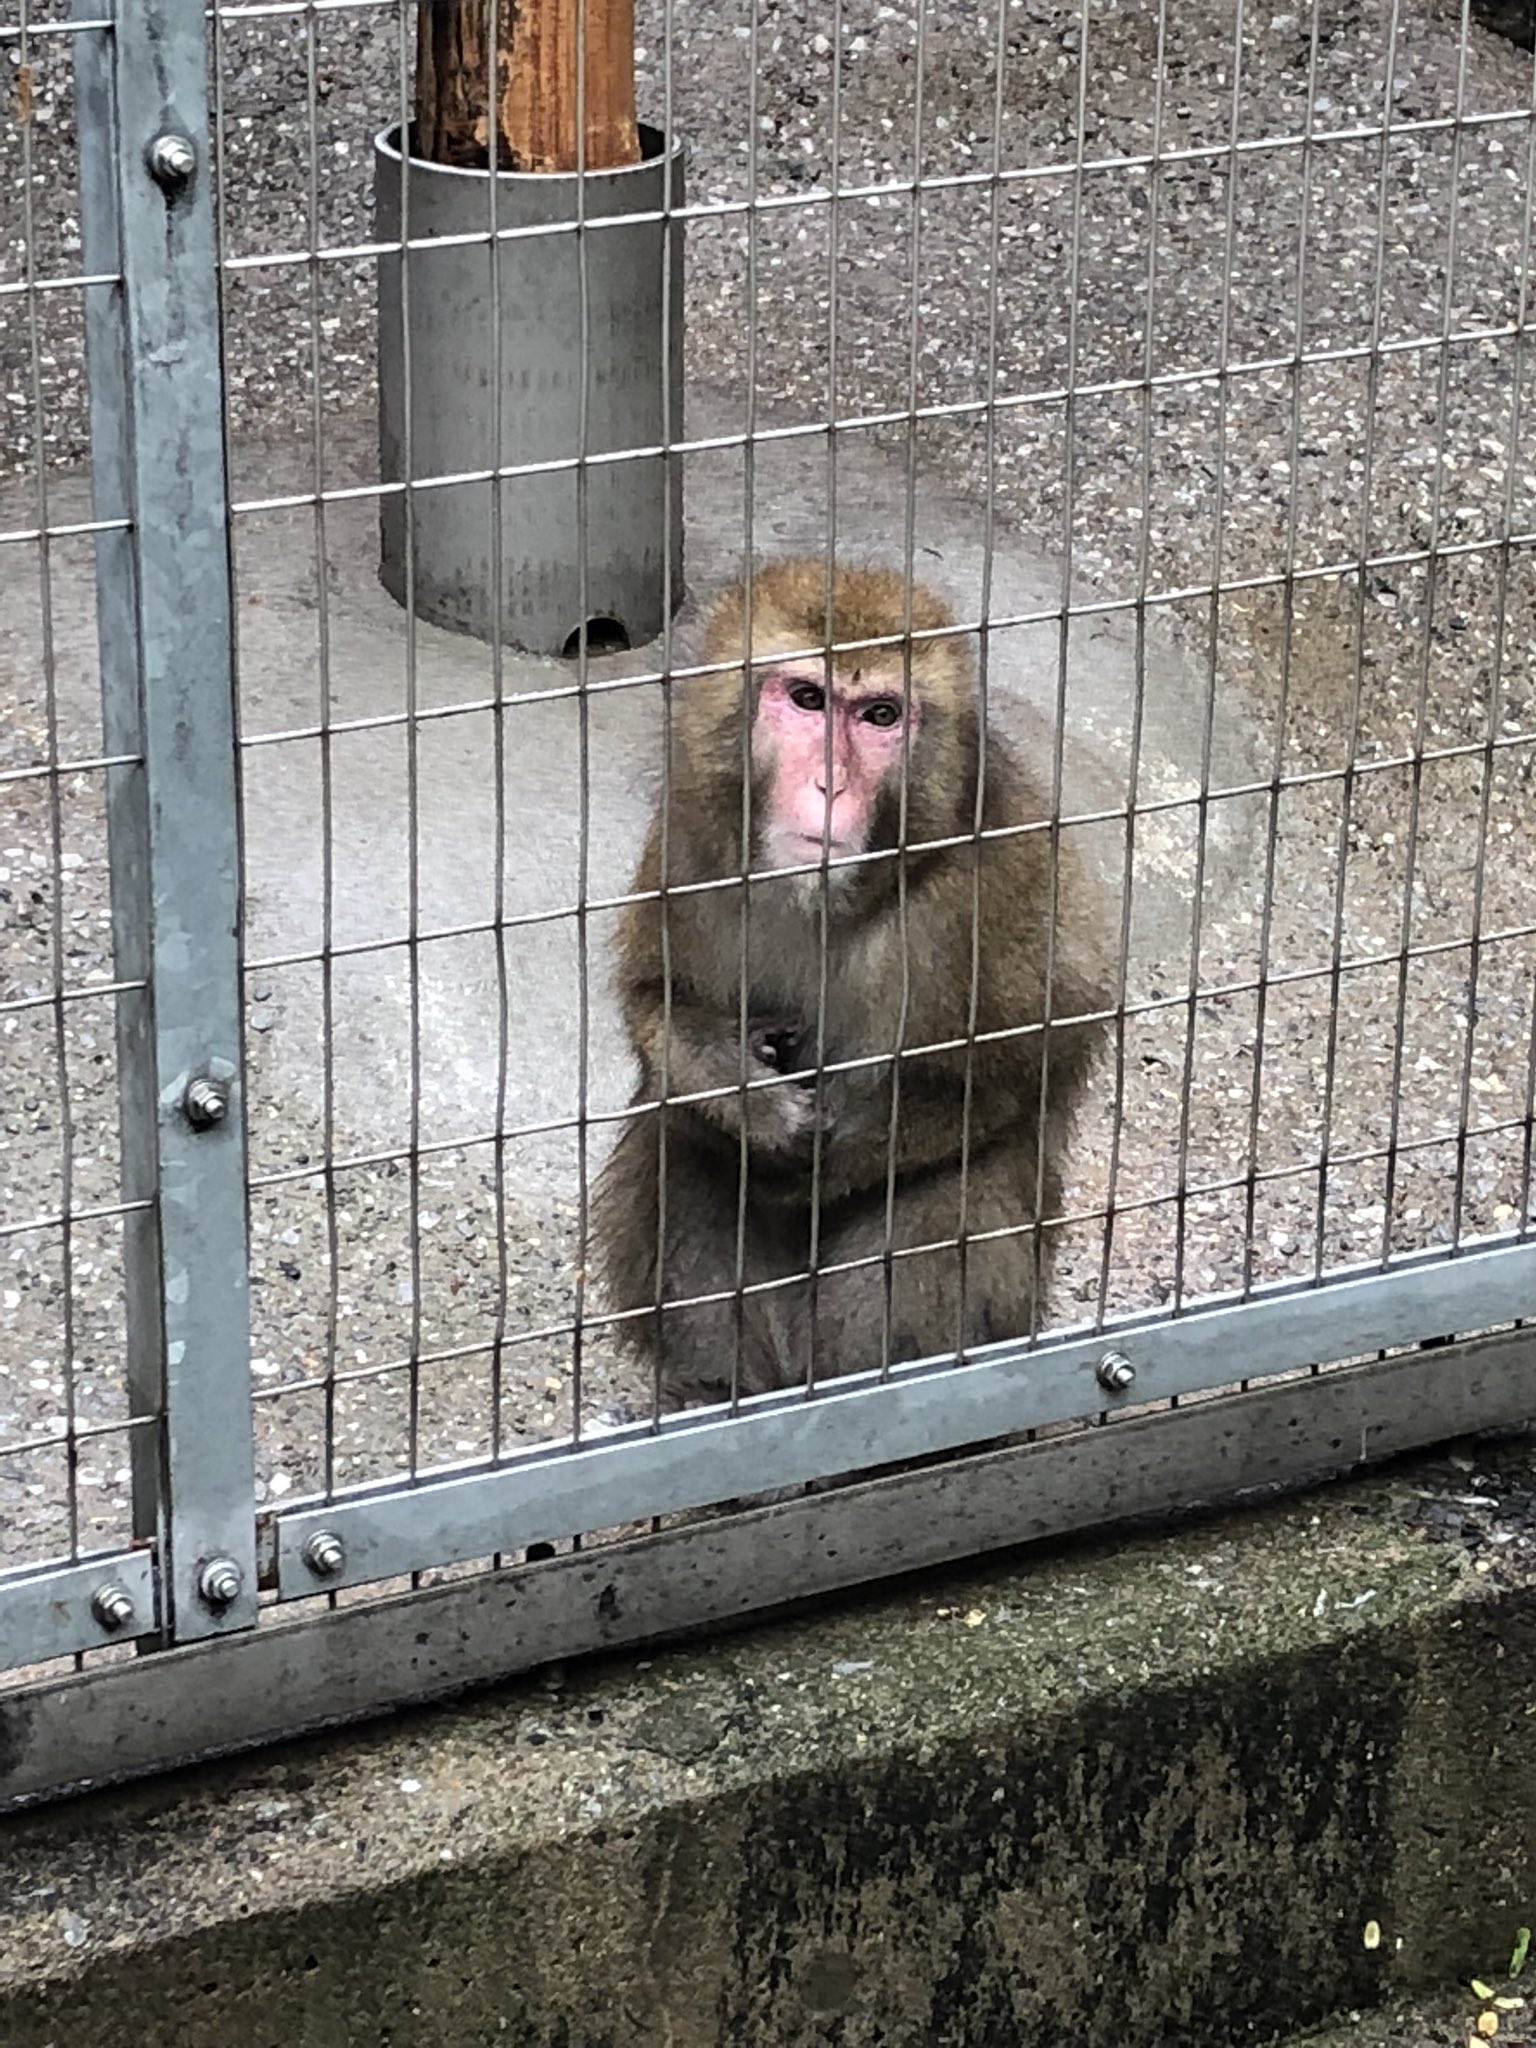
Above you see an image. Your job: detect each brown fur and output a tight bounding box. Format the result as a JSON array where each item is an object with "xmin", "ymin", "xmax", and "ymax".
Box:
[{"xmin": 593, "ymin": 558, "xmax": 1112, "ymax": 1406}]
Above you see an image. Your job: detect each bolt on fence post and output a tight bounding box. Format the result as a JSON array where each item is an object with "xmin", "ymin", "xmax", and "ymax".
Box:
[
  {"xmin": 74, "ymin": 0, "xmax": 258, "ymax": 1642},
  {"xmin": 90, "ymin": 1583, "xmax": 139, "ymax": 1633},
  {"xmin": 301, "ymin": 1530, "xmax": 346, "ymax": 1580},
  {"xmin": 1096, "ymin": 1351, "xmax": 1136, "ymax": 1394}
]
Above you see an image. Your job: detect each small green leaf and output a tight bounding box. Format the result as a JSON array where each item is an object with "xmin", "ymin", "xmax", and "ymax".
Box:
[
  {"xmin": 1473, "ymin": 1981, "xmax": 1496, "ymax": 2001},
  {"xmin": 1511, "ymin": 1929, "xmax": 1532, "ymax": 1980}
]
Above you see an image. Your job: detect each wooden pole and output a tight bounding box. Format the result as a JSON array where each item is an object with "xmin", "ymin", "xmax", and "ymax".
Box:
[{"xmin": 415, "ymin": 0, "xmax": 641, "ymax": 174}]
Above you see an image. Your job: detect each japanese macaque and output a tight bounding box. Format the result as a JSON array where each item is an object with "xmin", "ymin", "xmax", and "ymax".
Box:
[{"xmin": 593, "ymin": 558, "xmax": 1111, "ymax": 1409}]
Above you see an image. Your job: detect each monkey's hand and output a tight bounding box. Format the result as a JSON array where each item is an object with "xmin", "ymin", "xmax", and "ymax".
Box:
[
  {"xmin": 633, "ymin": 996, "xmax": 829, "ymax": 1162},
  {"xmin": 747, "ymin": 1016, "xmax": 814, "ymax": 1081},
  {"xmin": 742, "ymin": 1067, "xmax": 830, "ymax": 1158},
  {"xmin": 741, "ymin": 1016, "xmax": 832, "ymax": 1161}
]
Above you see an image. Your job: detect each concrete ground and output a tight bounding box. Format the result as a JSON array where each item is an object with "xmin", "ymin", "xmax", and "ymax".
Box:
[
  {"xmin": 1295, "ymin": 1990, "xmax": 1536, "ymax": 2047},
  {"xmin": 4, "ymin": 1, "xmax": 1536, "ymax": 1578}
]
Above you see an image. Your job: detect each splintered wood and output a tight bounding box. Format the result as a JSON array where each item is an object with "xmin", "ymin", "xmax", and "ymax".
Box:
[{"xmin": 415, "ymin": 0, "xmax": 642, "ymax": 174}]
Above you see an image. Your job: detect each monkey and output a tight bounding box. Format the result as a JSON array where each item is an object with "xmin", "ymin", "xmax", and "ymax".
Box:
[{"xmin": 592, "ymin": 557, "xmax": 1112, "ymax": 1412}]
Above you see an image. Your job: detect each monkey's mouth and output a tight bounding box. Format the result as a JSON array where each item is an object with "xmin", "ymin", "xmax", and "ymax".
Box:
[
  {"xmin": 760, "ymin": 827, "xmax": 863, "ymax": 877},
  {"xmin": 786, "ymin": 831, "xmax": 858, "ymax": 862}
]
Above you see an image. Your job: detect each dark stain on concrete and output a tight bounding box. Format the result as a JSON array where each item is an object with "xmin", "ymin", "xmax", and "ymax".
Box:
[
  {"xmin": 720, "ymin": 1639, "xmax": 1402, "ymax": 2046},
  {"xmin": 0, "ymin": 1696, "xmax": 32, "ymax": 1781}
]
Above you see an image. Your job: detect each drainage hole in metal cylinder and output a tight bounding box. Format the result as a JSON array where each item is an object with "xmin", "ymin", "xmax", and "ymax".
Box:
[{"xmin": 562, "ymin": 617, "xmax": 631, "ymax": 658}]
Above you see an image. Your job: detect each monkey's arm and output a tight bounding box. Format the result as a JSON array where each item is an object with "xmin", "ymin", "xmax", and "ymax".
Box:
[
  {"xmin": 799, "ymin": 1044, "xmax": 1026, "ymax": 1204},
  {"xmin": 801, "ymin": 836, "xmax": 1111, "ymax": 1205},
  {"xmin": 621, "ymin": 968, "xmax": 825, "ymax": 1163},
  {"xmin": 805, "ymin": 991, "xmax": 1104, "ymax": 1207},
  {"xmin": 615, "ymin": 825, "xmax": 828, "ymax": 1160}
]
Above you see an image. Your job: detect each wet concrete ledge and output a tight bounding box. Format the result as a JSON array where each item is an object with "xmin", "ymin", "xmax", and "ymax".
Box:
[{"xmin": 2, "ymin": 1446, "xmax": 1535, "ymax": 2048}]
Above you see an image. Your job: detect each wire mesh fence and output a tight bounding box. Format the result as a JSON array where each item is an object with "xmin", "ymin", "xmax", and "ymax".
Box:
[{"xmin": 2, "ymin": 0, "xmax": 1536, "ymax": 1803}]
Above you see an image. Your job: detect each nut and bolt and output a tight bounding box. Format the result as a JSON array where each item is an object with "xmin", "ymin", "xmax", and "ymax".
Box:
[
  {"xmin": 146, "ymin": 132, "xmax": 197, "ymax": 190},
  {"xmin": 1095, "ymin": 1350, "xmax": 1136, "ymax": 1393},
  {"xmin": 183, "ymin": 1076, "xmax": 229, "ymax": 1129},
  {"xmin": 198, "ymin": 1556, "xmax": 244, "ymax": 1610},
  {"xmin": 301, "ymin": 1529, "xmax": 346, "ymax": 1579},
  {"xmin": 91, "ymin": 1582, "xmax": 137, "ymax": 1632}
]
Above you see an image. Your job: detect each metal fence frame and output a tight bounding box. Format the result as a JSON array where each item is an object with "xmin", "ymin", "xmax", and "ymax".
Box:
[{"xmin": 2, "ymin": 0, "xmax": 1535, "ymax": 1809}]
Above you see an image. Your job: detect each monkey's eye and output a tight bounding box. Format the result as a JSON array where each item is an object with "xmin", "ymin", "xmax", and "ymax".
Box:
[
  {"xmin": 862, "ymin": 699, "xmax": 903, "ymax": 728},
  {"xmin": 789, "ymin": 682, "xmax": 826, "ymax": 713}
]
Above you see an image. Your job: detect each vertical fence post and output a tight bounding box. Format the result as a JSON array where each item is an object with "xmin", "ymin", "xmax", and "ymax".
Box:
[{"xmin": 75, "ymin": 0, "xmax": 257, "ymax": 1642}]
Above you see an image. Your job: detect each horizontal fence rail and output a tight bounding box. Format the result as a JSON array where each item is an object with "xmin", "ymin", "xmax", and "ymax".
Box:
[
  {"xmin": 7, "ymin": 1326, "xmax": 1535, "ymax": 1813},
  {"xmin": 266, "ymin": 1237, "xmax": 1536, "ymax": 1599}
]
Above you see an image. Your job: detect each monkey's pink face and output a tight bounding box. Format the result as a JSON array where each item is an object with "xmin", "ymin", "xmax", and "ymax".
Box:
[{"xmin": 753, "ymin": 667, "xmax": 918, "ymax": 869}]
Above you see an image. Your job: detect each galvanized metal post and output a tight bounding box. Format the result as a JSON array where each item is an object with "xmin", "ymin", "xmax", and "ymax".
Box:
[{"xmin": 74, "ymin": 0, "xmax": 257, "ymax": 1641}]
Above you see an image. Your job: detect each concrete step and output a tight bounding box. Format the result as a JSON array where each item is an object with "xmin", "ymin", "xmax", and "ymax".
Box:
[{"xmin": 4, "ymin": 1433, "xmax": 1535, "ymax": 2048}]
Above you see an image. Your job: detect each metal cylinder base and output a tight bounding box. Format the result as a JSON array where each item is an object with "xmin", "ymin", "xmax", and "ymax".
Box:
[{"xmin": 375, "ymin": 123, "xmax": 685, "ymax": 656}]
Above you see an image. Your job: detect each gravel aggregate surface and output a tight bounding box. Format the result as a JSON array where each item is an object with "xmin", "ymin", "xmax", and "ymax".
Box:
[
  {"xmin": 5, "ymin": 0, "xmax": 1536, "ymax": 1589},
  {"xmin": 1295, "ymin": 1988, "xmax": 1536, "ymax": 2047}
]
